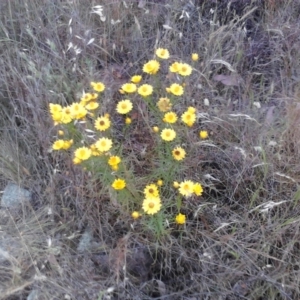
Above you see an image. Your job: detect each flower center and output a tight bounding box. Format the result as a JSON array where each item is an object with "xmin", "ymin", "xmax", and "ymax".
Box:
[{"xmin": 148, "ymin": 202, "xmax": 154, "ymax": 208}]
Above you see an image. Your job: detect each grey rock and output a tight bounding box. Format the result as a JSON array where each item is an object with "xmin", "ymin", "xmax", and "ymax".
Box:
[
  {"xmin": 27, "ymin": 290, "xmax": 39, "ymax": 300},
  {"xmin": 1, "ymin": 182, "xmax": 31, "ymax": 208},
  {"xmin": 77, "ymin": 229, "xmax": 93, "ymax": 253}
]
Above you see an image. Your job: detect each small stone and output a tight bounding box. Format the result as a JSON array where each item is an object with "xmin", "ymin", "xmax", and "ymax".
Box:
[{"xmin": 1, "ymin": 183, "xmax": 31, "ymax": 208}]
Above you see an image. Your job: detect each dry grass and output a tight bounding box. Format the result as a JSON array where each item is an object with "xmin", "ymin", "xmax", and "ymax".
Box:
[{"xmin": 1, "ymin": 0, "xmax": 300, "ymax": 299}]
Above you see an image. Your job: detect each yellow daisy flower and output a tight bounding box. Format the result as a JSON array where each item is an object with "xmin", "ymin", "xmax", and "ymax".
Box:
[
  {"xmin": 91, "ymin": 93, "xmax": 99, "ymax": 100},
  {"xmin": 169, "ymin": 62, "xmax": 181, "ymax": 73},
  {"xmin": 199, "ymin": 130, "xmax": 208, "ymax": 139},
  {"xmin": 157, "ymin": 97, "xmax": 172, "ymax": 112},
  {"xmin": 181, "ymin": 111, "xmax": 196, "ymax": 127},
  {"xmin": 131, "ymin": 211, "xmax": 140, "ymax": 219},
  {"xmin": 52, "ymin": 140, "xmax": 65, "ymax": 150},
  {"xmin": 144, "ymin": 184, "xmax": 159, "ymax": 199},
  {"xmin": 191, "ymin": 53, "xmax": 199, "ymax": 61},
  {"xmin": 85, "ymin": 101, "xmax": 99, "ymax": 110},
  {"xmin": 49, "ymin": 103, "xmax": 62, "ymax": 115},
  {"xmin": 131, "ymin": 75, "xmax": 142, "ymax": 83},
  {"xmin": 95, "ymin": 137, "xmax": 113, "ymax": 152},
  {"xmin": 161, "ymin": 128, "xmax": 176, "ymax": 141},
  {"xmin": 94, "ymin": 116, "xmax": 111, "ymax": 131},
  {"xmin": 121, "ymin": 83, "xmax": 137, "ymax": 93},
  {"xmin": 187, "ymin": 106, "xmax": 196, "ymax": 114},
  {"xmin": 143, "ymin": 60, "xmax": 160, "ymax": 75},
  {"xmin": 157, "ymin": 180, "xmax": 163, "ymax": 186},
  {"xmin": 91, "ymin": 81, "xmax": 105, "ymax": 92},
  {"xmin": 153, "ymin": 126, "xmax": 160, "ymax": 133},
  {"xmin": 125, "ymin": 117, "xmax": 132, "ymax": 125},
  {"xmin": 73, "ymin": 157, "xmax": 82, "ymax": 164},
  {"xmin": 138, "ymin": 84, "xmax": 153, "ymax": 97},
  {"xmin": 193, "ymin": 183, "xmax": 203, "ymax": 196},
  {"xmin": 62, "ymin": 139, "xmax": 73, "ymax": 150},
  {"xmin": 80, "ymin": 93, "xmax": 93, "ymax": 103},
  {"xmin": 90, "ymin": 144, "xmax": 102, "ymax": 156},
  {"xmin": 172, "ymin": 147, "xmax": 186, "ymax": 161},
  {"xmin": 112, "ymin": 178, "xmax": 126, "ymax": 190},
  {"xmin": 61, "ymin": 107, "xmax": 73, "ymax": 124},
  {"xmin": 173, "ymin": 181, "xmax": 180, "ymax": 188},
  {"xmin": 74, "ymin": 147, "xmax": 92, "ymax": 161},
  {"xmin": 175, "ymin": 213, "xmax": 186, "ymax": 225},
  {"xmin": 179, "ymin": 180, "xmax": 195, "ymax": 197},
  {"xmin": 155, "ymin": 48, "xmax": 170, "ymax": 59},
  {"xmin": 178, "ymin": 63, "xmax": 192, "ymax": 76},
  {"xmin": 168, "ymin": 83, "xmax": 184, "ymax": 96},
  {"xmin": 142, "ymin": 197, "xmax": 161, "ymax": 215},
  {"xmin": 116, "ymin": 99, "xmax": 133, "ymax": 114},
  {"xmin": 163, "ymin": 111, "xmax": 178, "ymax": 124},
  {"xmin": 108, "ymin": 156, "xmax": 121, "ymax": 167},
  {"xmin": 70, "ymin": 102, "xmax": 87, "ymax": 120}
]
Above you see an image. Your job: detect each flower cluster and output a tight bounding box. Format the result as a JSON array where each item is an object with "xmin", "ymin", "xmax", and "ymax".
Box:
[
  {"xmin": 142, "ymin": 183, "xmax": 162, "ymax": 215},
  {"xmin": 49, "ymin": 48, "xmax": 206, "ymax": 232},
  {"xmin": 174, "ymin": 180, "xmax": 203, "ymax": 198}
]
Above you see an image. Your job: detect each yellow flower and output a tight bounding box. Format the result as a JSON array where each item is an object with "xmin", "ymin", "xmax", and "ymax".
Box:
[
  {"xmin": 169, "ymin": 62, "xmax": 181, "ymax": 73},
  {"xmin": 187, "ymin": 106, "xmax": 196, "ymax": 114},
  {"xmin": 144, "ymin": 184, "xmax": 159, "ymax": 199},
  {"xmin": 112, "ymin": 179, "xmax": 126, "ymax": 190},
  {"xmin": 62, "ymin": 139, "xmax": 73, "ymax": 150},
  {"xmin": 173, "ymin": 181, "xmax": 179, "ymax": 189},
  {"xmin": 91, "ymin": 93, "xmax": 99, "ymax": 100},
  {"xmin": 70, "ymin": 102, "xmax": 87, "ymax": 120},
  {"xmin": 80, "ymin": 93, "xmax": 93, "ymax": 103},
  {"xmin": 168, "ymin": 83, "xmax": 184, "ymax": 96},
  {"xmin": 74, "ymin": 147, "xmax": 92, "ymax": 161},
  {"xmin": 73, "ymin": 157, "xmax": 82, "ymax": 164},
  {"xmin": 108, "ymin": 156, "xmax": 121, "ymax": 167},
  {"xmin": 61, "ymin": 107, "xmax": 73, "ymax": 124},
  {"xmin": 85, "ymin": 101, "xmax": 99, "ymax": 110},
  {"xmin": 125, "ymin": 117, "xmax": 132, "ymax": 125},
  {"xmin": 58, "ymin": 130, "xmax": 64, "ymax": 136},
  {"xmin": 95, "ymin": 138, "xmax": 113, "ymax": 152},
  {"xmin": 172, "ymin": 147, "xmax": 186, "ymax": 161},
  {"xmin": 157, "ymin": 180, "xmax": 163, "ymax": 186},
  {"xmin": 138, "ymin": 84, "xmax": 153, "ymax": 97},
  {"xmin": 179, "ymin": 180, "xmax": 195, "ymax": 197},
  {"xmin": 52, "ymin": 140, "xmax": 65, "ymax": 150},
  {"xmin": 142, "ymin": 197, "xmax": 161, "ymax": 215},
  {"xmin": 143, "ymin": 60, "xmax": 160, "ymax": 75},
  {"xmin": 181, "ymin": 111, "xmax": 196, "ymax": 127},
  {"xmin": 153, "ymin": 126, "xmax": 159, "ymax": 133},
  {"xmin": 131, "ymin": 211, "xmax": 140, "ymax": 219},
  {"xmin": 121, "ymin": 83, "xmax": 137, "ymax": 93},
  {"xmin": 192, "ymin": 53, "xmax": 199, "ymax": 61},
  {"xmin": 161, "ymin": 128, "xmax": 176, "ymax": 141},
  {"xmin": 49, "ymin": 103, "xmax": 62, "ymax": 115},
  {"xmin": 157, "ymin": 98, "xmax": 172, "ymax": 112},
  {"xmin": 163, "ymin": 111, "xmax": 178, "ymax": 124},
  {"xmin": 116, "ymin": 99, "xmax": 133, "ymax": 114},
  {"xmin": 155, "ymin": 48, "xmax": 170, "ymax": 59},
  {"xmin": 178, "ymin": 63, "xmax": 192, "ymax": 76},
  {"xmin": 193, "ymin": 183, "xmax": 203, "ymax": 196},
  {"xmin": 90, "ymin": 144, "xmax": 102, "ymax": 156},
  {"xmin": 131, "ymin": 75, "xmax": 142, "ymax": 83},
  {"xmin": 94, "ymin": 116, "xmax": 111, "ymax": 131},
  {"xmin": 199, "ymin": 130, "xmax": 208, "ymax": 139},
  {"xmin": 91, "ymin": 81, "xmax": 105, "ymax": 92},
  {"xmin": 175, "ymin": 213, "xmax": 186, "ymax": 225}
]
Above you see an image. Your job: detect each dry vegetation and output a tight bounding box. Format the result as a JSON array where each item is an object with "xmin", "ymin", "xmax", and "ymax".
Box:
[{"xmin": 1, "ymin": 0, "xmax": 300, "ymax": 299}]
